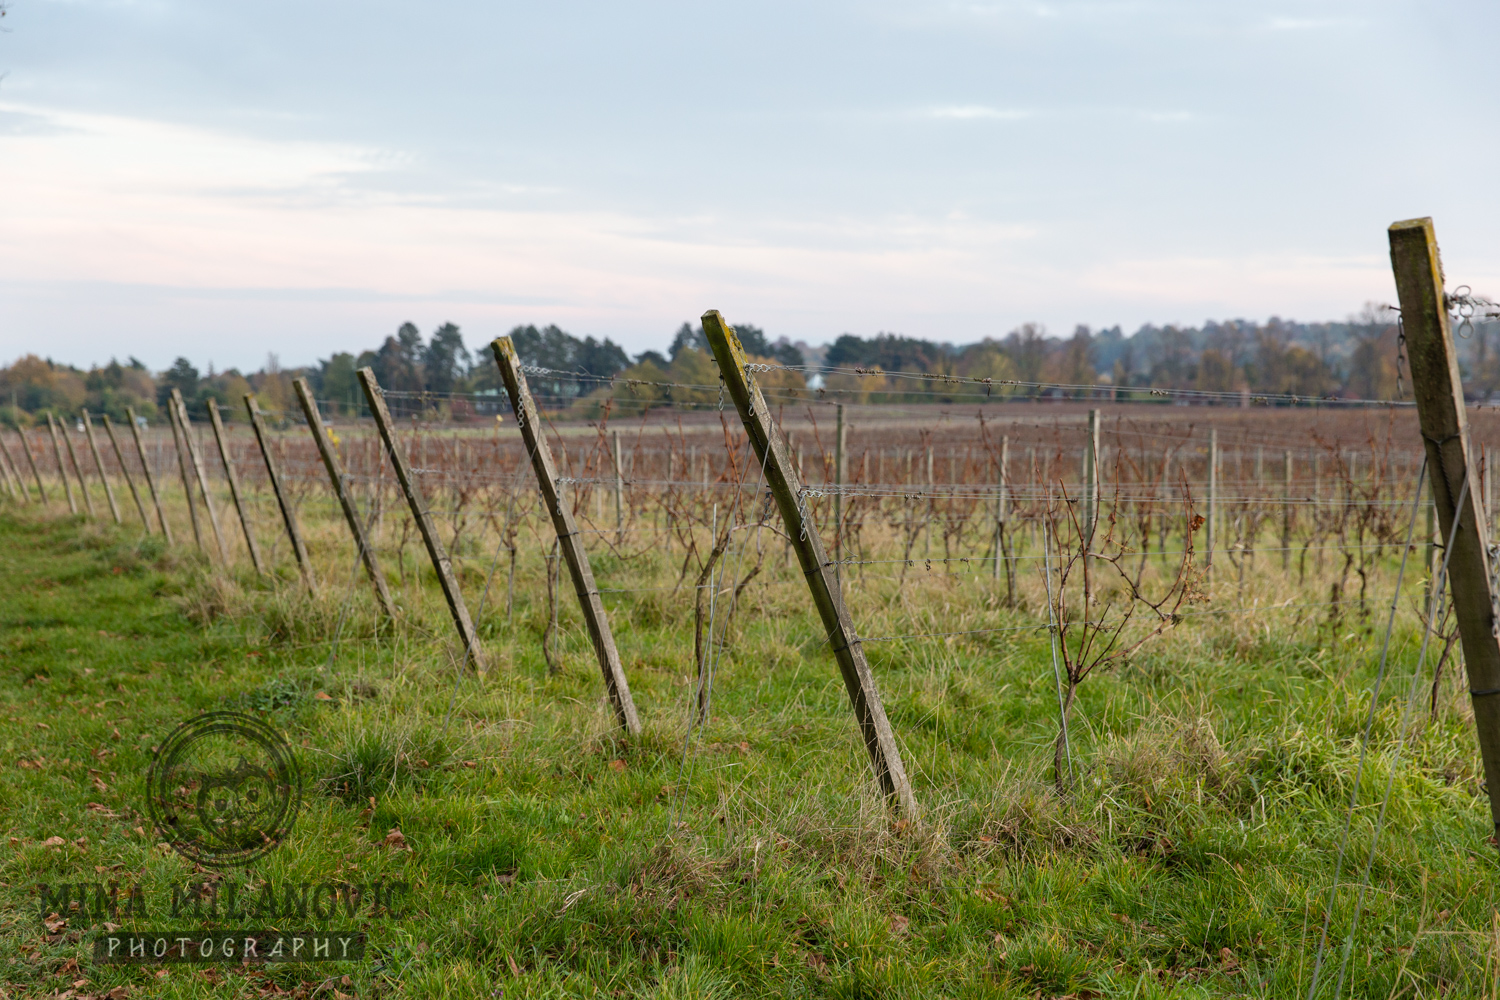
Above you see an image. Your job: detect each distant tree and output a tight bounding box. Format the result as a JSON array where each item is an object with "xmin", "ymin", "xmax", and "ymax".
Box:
[
  {"xmin": 319, "ymin": 353, "xmax": 360, "ymax": 413},
  {"xmin": 573, "ymin": 336, "xmax": 630, "ymax": 378},
  {"xmin": 423, "ymin": 323, "xmax": 470, "ymax": 395},
  {"xmin": 1002, "ymin": 324, "xmax": 1048, "ymax": 384},
  {"xmin": 363, "ymin": 323, "xmax": 425, "ymax": 393},
  {"xmin": 634, "ymin": 350, "xmax": 669, "ymax": 368},
  {"xmin": 159, "ymin": 357, "xmax": 200, "ymax": 410},
  {"xmin": 669, "ymin": 323, "xmax": 709, "ymax": 359}
]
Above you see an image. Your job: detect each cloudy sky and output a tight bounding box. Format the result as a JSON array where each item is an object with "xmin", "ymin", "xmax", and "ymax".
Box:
[{"xmin": 2, "ymin": 1, "xmax": 1496, "ymax": 372}]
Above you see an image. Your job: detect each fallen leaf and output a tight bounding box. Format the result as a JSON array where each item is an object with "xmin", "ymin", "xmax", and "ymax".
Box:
[
  {"xmin": 41, "ymin": 836, "xmax": 66, "ymax": 848},
  {"xmin": 507, "ymin": 954, "xmax": 521, "ymax": 977},
  {"xmin": 43, "ymin": 913, "xmax": 67, "ymax": 933},
  {"xmin": 608, "ymin": 759, "xmax": 626, "ymax": 772},
  {"xmin": 889, "ymin": 914, "xmax": 910, "ymax": 936},
  {"xmin": 108, "ymin": 988, "xmax": 131, "ymax": 999},
  {"xmin": 384, "ymin": 829, "xmax": 408, "ymax": 850},
  {"xmin": 36, "ymin": 723, "xmax": 49, "ymax": 730},
  {"xmin": 314, "ymin": 691, "xmax": 333, "ymax": 701}
]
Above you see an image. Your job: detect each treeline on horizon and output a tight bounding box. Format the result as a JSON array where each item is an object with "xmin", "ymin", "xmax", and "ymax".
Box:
[{"xmin": 6, "ymin": 309, "xmax": 1497, "ymax": 427}]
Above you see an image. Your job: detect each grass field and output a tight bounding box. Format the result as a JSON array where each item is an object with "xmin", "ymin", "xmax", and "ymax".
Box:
[{"xmin": 2, "ymin": 499, "xmax": 1498, "ymax": 999}]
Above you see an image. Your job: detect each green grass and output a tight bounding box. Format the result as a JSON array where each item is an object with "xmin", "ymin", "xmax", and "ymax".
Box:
[{"xmin": 0, "ymin": 510, "xmax": 1497, "ymax": 998}]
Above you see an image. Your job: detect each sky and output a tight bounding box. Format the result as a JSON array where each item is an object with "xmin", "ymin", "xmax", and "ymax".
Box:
[{"xmin": 2, "ymin": 0, "xmax": 1497, "ymax": 373}]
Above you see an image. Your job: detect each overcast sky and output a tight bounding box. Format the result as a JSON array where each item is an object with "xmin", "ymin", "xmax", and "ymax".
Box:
[{"xmin": 2, "ymin": 1, "xmax": 1496, "ymax": 372}]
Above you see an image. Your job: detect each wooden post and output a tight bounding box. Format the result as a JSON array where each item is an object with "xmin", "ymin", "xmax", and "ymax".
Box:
[
  {"xmin": 62, "ymin": 417, "xmax": 97, "ymax": 518},
  {"xmin": 358, "ymin": 368, "xmax": 485, "ymax": 669},
  {"xmin": 834, "ymin": 404, "xmax": 846, "ymax": 582},
  {"xmin": 172, "ymin": 390, "xmax": 231, "ymax": 563},
  {"xmin": 17, "ymin": 430, "xmax": 47, "ymax": 503},
  {"xmin": 246, "ymin": 395, "xmax": 315, "ymax": 592},
  {"xmin": 0, "ymin": 435, "xmax": 21, "ymax": 502},
  {"xmin": 293, "ymin": 377, "xmax": 397, "ymax": 620},
  {"xmin": 127, "ymin": 408, "xmax": 173, "ymax": 543},
  {"xmin": 1282, "ymin": 451, "xmax": 1293, "ymax": 572},
  {"xmin": 81, "ymin": 412, "xmax": 122, "ymax": 525},
  {"xmin": 101, "ymin": 415, "xmax": 150, "ymax": 531},
  {"xmin": 0, "ymin": 434, "xmax": 30, "ymax": 504},
  {"xmin": 46, "ymin": 415, "xmax": 78, "ymax": 514},
  {"xmin": 702, "ymin": 310, "xmax": 916, "ymax": 815},
  {"xmin": 490, "ymin": 338, "xmax": 641, "ymax": 733},
  {"xmin": 1206, "ymin": 428, "xmax": 1218, "ymax": 581},
  {"xmin": 207, "ymin": 402, "xmax": 266, "ymax": 575},
  {"xmin": 1084, "ymin": 409, "xmax": 1100, "ymax": 549},
  {"xmin": 167, "ymin": 396, "xmax": 204, "ymax": 550},
  {"xmin": 1392, "ymin": 217, "xmax": 1500, "ymax": 842}
]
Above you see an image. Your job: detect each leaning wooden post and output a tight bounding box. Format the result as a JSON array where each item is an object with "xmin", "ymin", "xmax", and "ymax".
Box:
[
  {"xmin": 166, "ymin": 396, "xmax": 205, "ymax": 551},
  {"xmin": 81, "ymin": 412, "xmax": 122, "ymax": 525},
  {"xmin": 490, "ymin": 338, "xmax": 642, "ymax": 733},
  {"xmin": 0, "ymin": 434, "xmax": 30, "ymax": 504},
  {"xmin": 207, "ymin": 402, "xmax": 266, "ymax": 575},
  {"xmin": 245, "ymin": 395, "xmax": 315, "ymax": 592},
  {"xmin": 17, "ymin": 430, "xmax": 48, "ymax": 504},
  {"xmin": 45, "ymin": 414, "xmax": 78, "ymax": 514},
  {"xmin": 173, "ymin": 391, "xmax": 231, "ymax": 563},
  {"xmin": 1391, "ymin": 216, "xmax": 1500, "ymax": 843},
  {"xmin": 127, "ymin": 408, "xmax": 172, "ymax": 543},
  {"xmin": 61, "ymin": 417, "xmax": 97, "ymax": 518},
  {"xmin": 702, "ymin": 310, "xmax": 917, "ymax": 814},
  {"xmin": 292, "ymin": 377, "xmax": 398, "ymax": 620},
  {"xmin": 358, "ymin": 368, "xmax": 485, "ymax": 669},
  {"xmin": 101, "ymin": 416, "xmax": 150, "ymax": 531},
  {"xmin": 0, "ymin": 435, "xmax": 20, "ymax": 501}
]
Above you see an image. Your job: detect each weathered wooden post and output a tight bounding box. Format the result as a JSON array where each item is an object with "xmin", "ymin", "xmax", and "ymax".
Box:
[
  {"xmin": 171, "ymin": 390, "xmax": 230, "ymax": 563},
  {"xmin": 0, "ymin": 436, "xmax": 21, "ymax": 501},
  {"xmin": 60, "ymin": 416, "xmax": 95, "ymax": 517},
  {"xmin": 127, "ymin": 408, "xmax": 172, "ymax": 543},
  {"xmin": 702, "ymin": 310, "xmax": 916, "ymax": 815},
  {"xmin": 207, "ymin": 402, "xmax": 266, "ymax": 575},
  {"xmin": 1, "ymin": 435, "xmax": 31, "ymax": 504},
  {"xmin": 81, "ymin": 412, "xmax": 122, "ymax": 525},
  {"xmin": 45, "ymin": 414, "xmax": 78, "ymax": 514},
  {"xmin": 1386, "ymin": 218, "xmax": 1500, "ymax": 845},
  {"xmin": 293, "ymin": 377, "xmax": 398, "ymax": 620},
  {"xmin": 167, "ymin": 396, "xmax": 204, "ymax": 551},
  {"xmin": 1390, "ymin": 215, "xmax": 1500, "ymax": 843},
  {"xmin": 16, "ymin": 430, "xmax": 47, "ymax": 504},
  {"xmin": 245, "ymin": 395, "xmax": 315, "ymax": 592},
  {"xmin": 101, "ymin": 415, "xmax": 150, "ymax": 531},
  {"xmin": 490, "ymin": 338, "xmax": 641, "ymax": 732},
  {"xmin": 1084, "ymin": 409, "xmax": 1100, "ymax": 549},
  {"xmin": 358, "ymin": 368, "xmax": 485, "ymax": 669}
]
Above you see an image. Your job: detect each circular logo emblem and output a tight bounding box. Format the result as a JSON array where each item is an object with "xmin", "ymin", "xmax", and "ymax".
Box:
[{"xmin": 146, "ymin": 711, "xmax": 302, "ymax": 867}]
